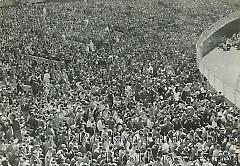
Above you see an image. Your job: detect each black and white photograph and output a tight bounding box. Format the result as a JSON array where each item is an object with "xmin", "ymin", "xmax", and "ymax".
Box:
[{"xmin": 0, "ymin": 0, "xmax": 240, "ymax": 165}]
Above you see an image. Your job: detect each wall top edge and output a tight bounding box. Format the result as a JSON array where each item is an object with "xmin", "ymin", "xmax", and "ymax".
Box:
[{"xmin": 196, "ymin": 11, "xmax": 240, "ymax": 56}]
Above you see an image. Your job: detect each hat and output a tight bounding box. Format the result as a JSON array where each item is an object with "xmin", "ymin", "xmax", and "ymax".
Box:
[
  {"xmin": 76, "ymin": 152, "xmax": 82, "ymax": 156},
  {"xmin": 223, "ymin": 151, "xmax": 228, "ymax": 154},
  {"xmin": 60, "ymin": 144, "xmax": 67, "ymax": 149}
]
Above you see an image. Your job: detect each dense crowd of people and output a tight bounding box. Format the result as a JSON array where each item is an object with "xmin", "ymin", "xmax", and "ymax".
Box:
[
  {"xmin": 0, "ymin": 0, "xmax": 240, "ymax": 166},
  {"xmin": 219, "ymin": 33, "xmax": 240, "ymax": 51}
]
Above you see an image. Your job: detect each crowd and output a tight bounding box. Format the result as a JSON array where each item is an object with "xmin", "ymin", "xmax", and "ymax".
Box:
[
  {"xmin": 0, "ymin": 0, "xmax": 240, "ymax": 166},
  {"xmin": 219, "ymin": 33, "xmax": 240, "ymax": 51}
]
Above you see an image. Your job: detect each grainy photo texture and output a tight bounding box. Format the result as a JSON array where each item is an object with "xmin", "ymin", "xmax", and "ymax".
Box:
[{"xmin": 0, "ymin": 0, "xmax": 240, "ymax": 166}]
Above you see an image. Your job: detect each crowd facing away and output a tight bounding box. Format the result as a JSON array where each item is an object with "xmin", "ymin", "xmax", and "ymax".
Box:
[
  {"xmin": 0, "ymin": 0, "xmax": 240, "ymax": 166},
  {"xmin": 219, "ymin": 33, "xmax": 240, "ymax": 51}
]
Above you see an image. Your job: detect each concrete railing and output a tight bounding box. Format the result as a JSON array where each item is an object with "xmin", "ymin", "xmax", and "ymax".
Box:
[
  {"xmin": 196, "ymin": 11, "xmax": 240, "ymax": 66},
  {"xmin": 196, "ymin": 11, "xmax": 240, "ymax": 107}
]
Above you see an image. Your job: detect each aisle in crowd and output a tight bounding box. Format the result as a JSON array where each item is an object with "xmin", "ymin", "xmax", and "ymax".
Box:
[{"xmin": 0, "ymin": 0, "xmax": 240, "ymax": 166}]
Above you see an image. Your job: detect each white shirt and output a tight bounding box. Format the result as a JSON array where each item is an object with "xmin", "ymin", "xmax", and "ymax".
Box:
[
  {"xmin": 172, "ymin": 87, "xmax": 180, "ymax": 101},
  {"xmin": 97, "ymin": 120, "xmax": 104, "ymax": 131},
  {"xmin": 86, "ymin": 119, "xmax": 93, "ymax": 128},
  {"xmin": 89, "ymin": 41, "xmax": 95, "ymax": 52},
  {"xmin": 148, "ymin": 66, "xmax": 153, "ymax": 73},
  {"xmin": 125, "ymin": 85, "xmax": 132, "ymax": 94},
  {"xmin": 115, "ymin": 115, "xmax": 123, "ymax": 124},
  {"xmin": 203, "ymin": 162, "xmax": 213, "ymax": 166},
  {"xmin": 147, "ymin": 119, "xmax": 153, "ymax": 128},
  {"xmin": 212, "ymin": 121, "xmax": 218, "ymax": 128},
  {"xmin": 45, "ymin": 150, "xmax": 53, "ymax": 166},
  {"xmin": 126, "ymin": 160, "xmax": 135, "ymax": 166},
  {"xmin": 121, "ymin": 131, "xmax": 129, "ymax": 141},
  {"xmin": 43, "ymin": 73, "xmax": 50, "ymax": 83},
  {"xmin": 43, "ymin": 7, "xmax": 47, "ymax": 16},
  {"xmin": 212, "ymin": 149, "xmax": 220, "ymax": 158},
  {"xmin": 162, "ymin": 143, "xmax": 170, "ymax": 153}
]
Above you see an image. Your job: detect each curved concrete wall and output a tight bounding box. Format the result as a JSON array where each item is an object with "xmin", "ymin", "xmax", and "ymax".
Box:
[
  {"xmin": 196, "ymin": 12, "xmax": 240, "ymax": 63},
  {"xmin": 196, "ymin": 11, "xmax": 240, "ymax": 107}
]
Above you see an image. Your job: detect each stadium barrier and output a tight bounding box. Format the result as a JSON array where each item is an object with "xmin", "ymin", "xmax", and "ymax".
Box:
[{"xmin": 196, "ymin": 11, "xmax": 240, "ymax": 107}]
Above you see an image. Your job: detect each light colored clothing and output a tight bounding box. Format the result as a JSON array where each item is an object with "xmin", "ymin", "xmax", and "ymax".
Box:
[
  {"xmin": 89, "ymin": 41, "xmax": 95, "ymax": 52},
  {"xmin": 97, "ymin": 120, "xmax": 104, "ymax": 132},
  {"xmin": 162, "ymin": 143, "xmax": 170, "ymax": 153},
  {"xmin": 45, "ymin": 150, "xmax": 53, "ymax": 166},
  {"xmin": 126, "ymin": 160, "xmax": 135, "ymax": 166},
  {"xmin": 147, "ymin": 119, "xmax": 153, "ymax": 128}
]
